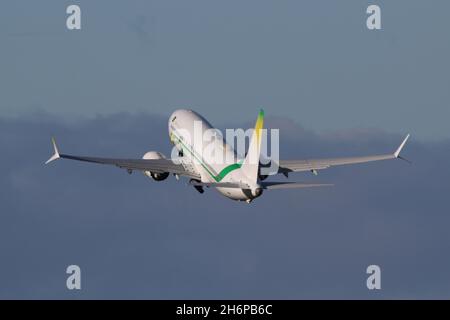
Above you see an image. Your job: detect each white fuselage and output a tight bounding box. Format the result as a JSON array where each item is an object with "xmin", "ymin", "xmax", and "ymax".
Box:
[{"xmin": 168, "ymin": 109, "xmax": 261, "ymax": 201}]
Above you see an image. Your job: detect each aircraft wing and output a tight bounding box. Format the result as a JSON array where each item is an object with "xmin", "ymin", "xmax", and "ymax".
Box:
[
  {"xmin": 277, "ymin": 134, "xmax": 410, "ymax": 174},
  {"xmin": 45, "ymin": 137, "xmax": 200, "ymax": 179}
]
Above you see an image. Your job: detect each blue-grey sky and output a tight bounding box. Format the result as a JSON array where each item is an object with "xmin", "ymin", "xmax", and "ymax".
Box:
[
  {"xmin": 1, "ymin": 112, "xmax": 450, "ymax": 299},
  {"xmin": 1, "ymin": 0, "xmax": 449, "ymax": 138},
  {"xmin": 1, "ymin": 1, "xmax": 450, "ymax": 299}
]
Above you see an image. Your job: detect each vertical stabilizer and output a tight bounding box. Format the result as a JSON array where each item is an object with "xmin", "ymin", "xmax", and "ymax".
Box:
[{"xmin": 241, "ymin": 109, "xmax": 264, "ymax": 184}]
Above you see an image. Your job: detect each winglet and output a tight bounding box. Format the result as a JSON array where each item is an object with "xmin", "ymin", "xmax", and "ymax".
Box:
[
  {"xmin": 394, "ymin": 134, "xmax": 410, "ymax": 158},
  {"xmin": 45, "ymin": 137, "xmax": 60, "ymax": 164}
]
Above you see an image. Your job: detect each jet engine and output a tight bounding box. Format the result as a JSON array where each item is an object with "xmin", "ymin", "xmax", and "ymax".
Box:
[{"xmin": 142, "ymin": 151, "xmax": 169, "ymax": 181}]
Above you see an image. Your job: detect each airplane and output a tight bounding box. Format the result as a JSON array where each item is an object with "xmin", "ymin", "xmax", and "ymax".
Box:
[{"xmin": 45, "ymin": 109, "xmax": 410, "ymax": 203}]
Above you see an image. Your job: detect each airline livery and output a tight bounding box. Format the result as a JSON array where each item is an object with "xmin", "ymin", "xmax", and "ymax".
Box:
[{"xmin": 46, "ymin": 109, "xmax": 410, "ymax": 203}]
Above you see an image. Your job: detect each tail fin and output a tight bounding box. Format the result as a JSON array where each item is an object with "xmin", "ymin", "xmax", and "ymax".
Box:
[{"xmin": 241, "ymin": 109, "xmax": 264, "ymax": 184}]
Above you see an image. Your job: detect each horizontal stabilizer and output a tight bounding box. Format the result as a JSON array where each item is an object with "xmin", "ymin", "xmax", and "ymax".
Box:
[
  {"xmin": 189, "ymin": 180, "xmax": 333, "ymax": 190},
  {"xmin": 188, "ymin": 181, "xmax": 248, "ymax": 189},
  {"xmin": 261, "ymin": 181, "xmax": 334, "ymax": 190}
]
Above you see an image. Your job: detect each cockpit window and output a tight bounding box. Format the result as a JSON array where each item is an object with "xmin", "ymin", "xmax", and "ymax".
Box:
[{"xmin": 171, "ymin": 116, "xmax": 177, "ymax": 122}]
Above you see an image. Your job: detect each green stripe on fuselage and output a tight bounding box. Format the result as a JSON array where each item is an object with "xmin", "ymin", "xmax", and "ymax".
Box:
[
  {"xmin": 172, "ymin": 131, "xmax": 242, "ymax": 182},
  {"xmin": 215, "ymin": 162, "xmax": 242, "ymax": 181}
]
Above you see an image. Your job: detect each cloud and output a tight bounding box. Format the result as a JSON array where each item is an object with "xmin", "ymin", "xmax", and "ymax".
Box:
[
  {"xmin": 0, "ymin": 112, "xmax": 449, "ymax": 299},
  {"xmin": 127, "ymin": 14, "xmax": 155, "ymax": 47}
]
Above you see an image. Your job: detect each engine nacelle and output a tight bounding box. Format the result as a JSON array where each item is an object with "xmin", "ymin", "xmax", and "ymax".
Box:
[{"xmin": 142, "ymin": 151, "xmax": 169, "ymax": 181}]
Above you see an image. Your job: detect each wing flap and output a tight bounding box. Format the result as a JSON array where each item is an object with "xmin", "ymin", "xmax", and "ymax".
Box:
[
  {"xmin": 278, "ymin": 154, "xmax": 395, "ymax": 172},
  {"xmin": 45, "ymin": 137, "xmax": 200, "ymax": 179},
  {"xmin": 59, "ymin": 154, "xmax": 191, "ymax": 176},
  {"xmin": 278, "ymin": 135, "xmax": 410, "ymax": 173}
]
